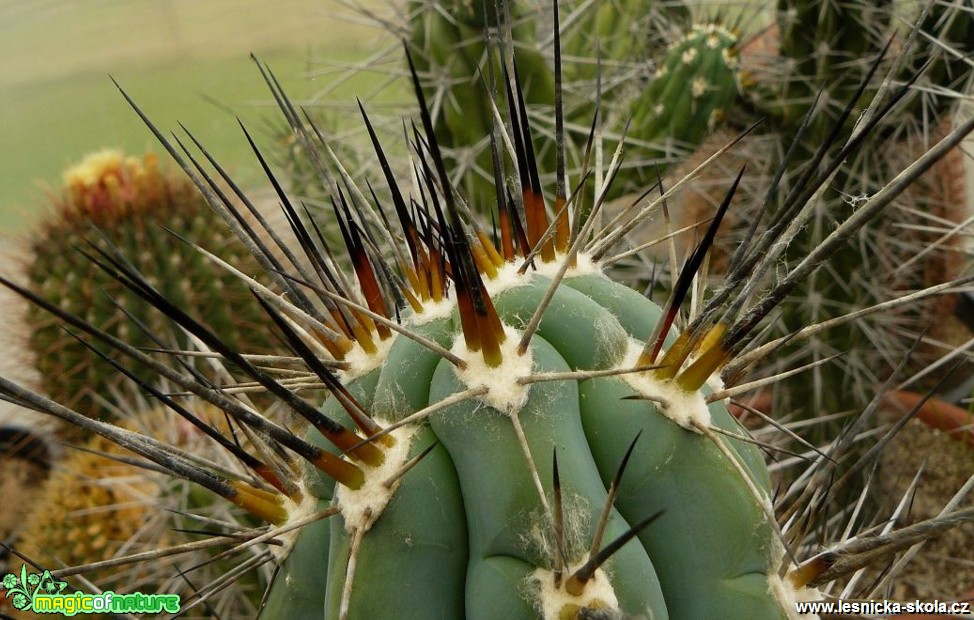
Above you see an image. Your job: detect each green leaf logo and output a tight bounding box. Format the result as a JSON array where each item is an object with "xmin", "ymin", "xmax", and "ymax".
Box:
[
  {"xmin": 2, "ymin": 565, "xmax": 66, "ymax": 611},
  {"xmin": 39, "ymin": 570, "xmax": 68, "ymax": 595},
  {"xmin": 1, "ymin": 572, "xmax": 18, "ymax": 590},
  {"xmin": 2, "ymin": 567, "xmax": 34, "ymax": 611}
]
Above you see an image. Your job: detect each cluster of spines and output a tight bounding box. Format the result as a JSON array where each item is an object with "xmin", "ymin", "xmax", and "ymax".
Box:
[
  {"xmin": 14, "ymin": 430, "xmax": 162, "ymax": 586},
  {"xmin": 404, "ymin": 1, "xmax": 744, "ymax": 211},
  {"xmin": 770, "ymin": 0, "xmax": 974, "ymax": 138},
  {"xmin": 6, "ymin": 9, "xmax": 969, "ymax": 518},
  {"xmin": 1, "ymin": 29, "xmax": 736, "ymax": 612},
  {"xmin": 398, "ymin": 0, "xmax": 974, "ymax": 424},
  {"xmin": 738, "ymin": 0, "xmax": 974, "ymax": 419},
  {"xmin": 7, "ymin": 403, "xmax": 271, "ymax": 617}
]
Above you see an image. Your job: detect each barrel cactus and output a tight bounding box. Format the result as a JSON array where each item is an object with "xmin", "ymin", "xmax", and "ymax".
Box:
[
  {"xmin": 8, "ymin": 401, "xmax": 271, "ymax": 618},
  {"xmin": 262, "ymin": 247, "xmax": 798, "ymax": 617},
  {"xmin": 15, "ymin": 429, "xmax": 160, "ymax": 588},
  {"xmin": 24, "ymin": 150, "xmax": 277, "ymax": 423},
  {"xmin": 2, "ymin": 1, "xmax": 974, "ymax": 619}
]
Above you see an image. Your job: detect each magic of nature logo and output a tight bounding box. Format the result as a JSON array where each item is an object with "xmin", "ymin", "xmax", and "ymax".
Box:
[{"xmin": 2, "ymin": 565, "xmax": 180, "ymax": 616}]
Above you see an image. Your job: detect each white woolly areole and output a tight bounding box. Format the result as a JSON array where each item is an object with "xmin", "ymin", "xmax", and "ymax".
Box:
[
  {"xmin": 483, "ymin": 261, "xmax": 531, "ymax": 297},
  {"xmin": 532, "ymin": 252, "xmax": 600, "ymax": 280},
  {"xmin": 531, "ymin": 562, "xmax": 620, "ymax": 620},
  {"xmin": 691, "ymin": 22, "xmax": 737, "ymax": 40},
  {"xmin": 339, "ymin": 336, "xmax": 395, "ymax": 382},
  {"xmin": 335, "ymin": 423, "xmax": 417, "ymax": 533},
  {"xmin": 618, "ymin": 340, "xmax": 712, "ymax": 430},
  {"xmin": 769, "ymin": 572, "xmax": 822, "ymax": 620},
  {"xmin": 407, "ymin": 296, "xmax": 456, "ymax": 324},
  {"xmin": 691, "ymin": 77, "xmax": 709, "ymax": 97},
  {"xmin": 452, "ymin": 324, "xmax": 532, "ymax": 413},
  {"xmin": 706, "ymin": 373, "xmax": 725, "ymax": 394},
  {"xmin": 274, "ymin": 483, "xmax": 320, "ymax": 562}
]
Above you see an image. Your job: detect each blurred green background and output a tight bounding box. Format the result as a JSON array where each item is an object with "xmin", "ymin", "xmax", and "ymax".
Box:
[{"xmin": 0, "ymin": 0, "xmax": 391, "ymax": 234}]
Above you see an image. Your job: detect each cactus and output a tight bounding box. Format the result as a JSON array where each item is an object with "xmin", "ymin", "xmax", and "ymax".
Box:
[
  {"xmin": 14, "ymin": 430, "xmax": 165, "ymax": 589},
  {"xmin": 24, "ymin": 150, "xmax": 277, "ymax": 423},
  {"xmin": 558, "ymin": 0, "xmax": 690, "ymax": 86},
  {"xmin": 727, "ymin": 0, "xmax": 974, "ymax": 421},
  {"xmin": 2, "ymin": 2, "xmax": 974, "ymax": 618},
  {"xmin": 765, "ymin": 0, "xmax": 973, "ymax": 138},
  {"xmin": 261, "ymin": 269, "xmax": 792, "ymax": 617},
  {"xmin": 407, "ymin": 0, "xmax": 555, "ymax": 208},
  {"xmin": 8, "ymin": 401, "xmax": 271, "ymax": 618},
  {"xmin": 768, "ymin": 0, "xmax": 893, "ymax": 140},
  {"xmin": 397, "ymin": 0, "xmax": 972, "ymax": 413},
  {"xmin": 619, "ymin": 23, "xmax": 740, "ymax": 195},
  {"xmin": 404, "ymin": 1, "xmax": 741, "ymax": 209}
]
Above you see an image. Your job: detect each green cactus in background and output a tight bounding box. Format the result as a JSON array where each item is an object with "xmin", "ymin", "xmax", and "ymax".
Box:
[
  {"xmin": 406, "ymin": 1, "xmax": 741, "ymax": 208},
  {"xmin": 620, "ymin": 23, "xmax": 740, "ymax": 194},
  {"xmin": 407, "ymin": 0, "xmax": 554, "ymax": 208},
  {"xmin": 2, "ymin": 2, "xmax": 974, "ymax": 618},
  {"xmin": 769, "ymin": 0, "xmax": 893, "ymax": 138},
  {"xmin": 765, "ymin": 0, "xmax": 973, "ymax": 139},
  {"xmin": 558, "ymin": 0, "xmax": 690, "ymax": 86},
  {"xmin": 24, "ymin": 150, "xmax": 277, "ymax": 423},
  {"xmin": 728, "ymin": 0, "xmax": 974, "ymax": 420}
]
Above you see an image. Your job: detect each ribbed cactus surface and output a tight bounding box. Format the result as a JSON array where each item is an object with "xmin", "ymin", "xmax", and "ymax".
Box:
[{"xmin": 262, "ymin": 268, "xmax": 792, "ymax": 618}]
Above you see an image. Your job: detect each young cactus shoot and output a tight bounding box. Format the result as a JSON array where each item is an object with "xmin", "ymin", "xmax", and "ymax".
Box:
[{"xmin": 2, "ymin": 1, "xmax": 974, "ymax": 619}]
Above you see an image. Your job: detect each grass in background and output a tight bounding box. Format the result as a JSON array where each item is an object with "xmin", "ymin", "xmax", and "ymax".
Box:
[{"xmin": 0, "ymin": 0, "xmax": 392, "ymax": 233}]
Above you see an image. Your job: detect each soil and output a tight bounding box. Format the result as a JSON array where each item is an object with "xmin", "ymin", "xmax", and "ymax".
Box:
[{"xmin": 878, "ymin": 417, "xmax": 974, "ymax": 601}]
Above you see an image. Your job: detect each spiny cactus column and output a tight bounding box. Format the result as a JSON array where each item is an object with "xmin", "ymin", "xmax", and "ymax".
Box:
[
  {"xmin": 738, "ymin": 0, "xmax": 974, "ymax": 420},
  {"xmin": 408, "ymin": 0, "xmax": 554, "ymax": 209},
  {"xmin": 558, "ymin": 0, "xmax": 690, "ymax": 87},
  {"xmin": 24, "ymin": 150, "xmax": 275, "ymax": 423},
  {"xmin": 772, "ymin": 0, "xmax": 892, "ymax": 140},
  {"xmin": 771, "ymin": 0, "xmax": 974, "ymax": 139},
  {"xmin": 407, "ymin": 1, "xmax": 741, "ymax": 208},
  {"xmin": 621, "ymin": 23, "xmax": 740, "ymax": 194}
]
